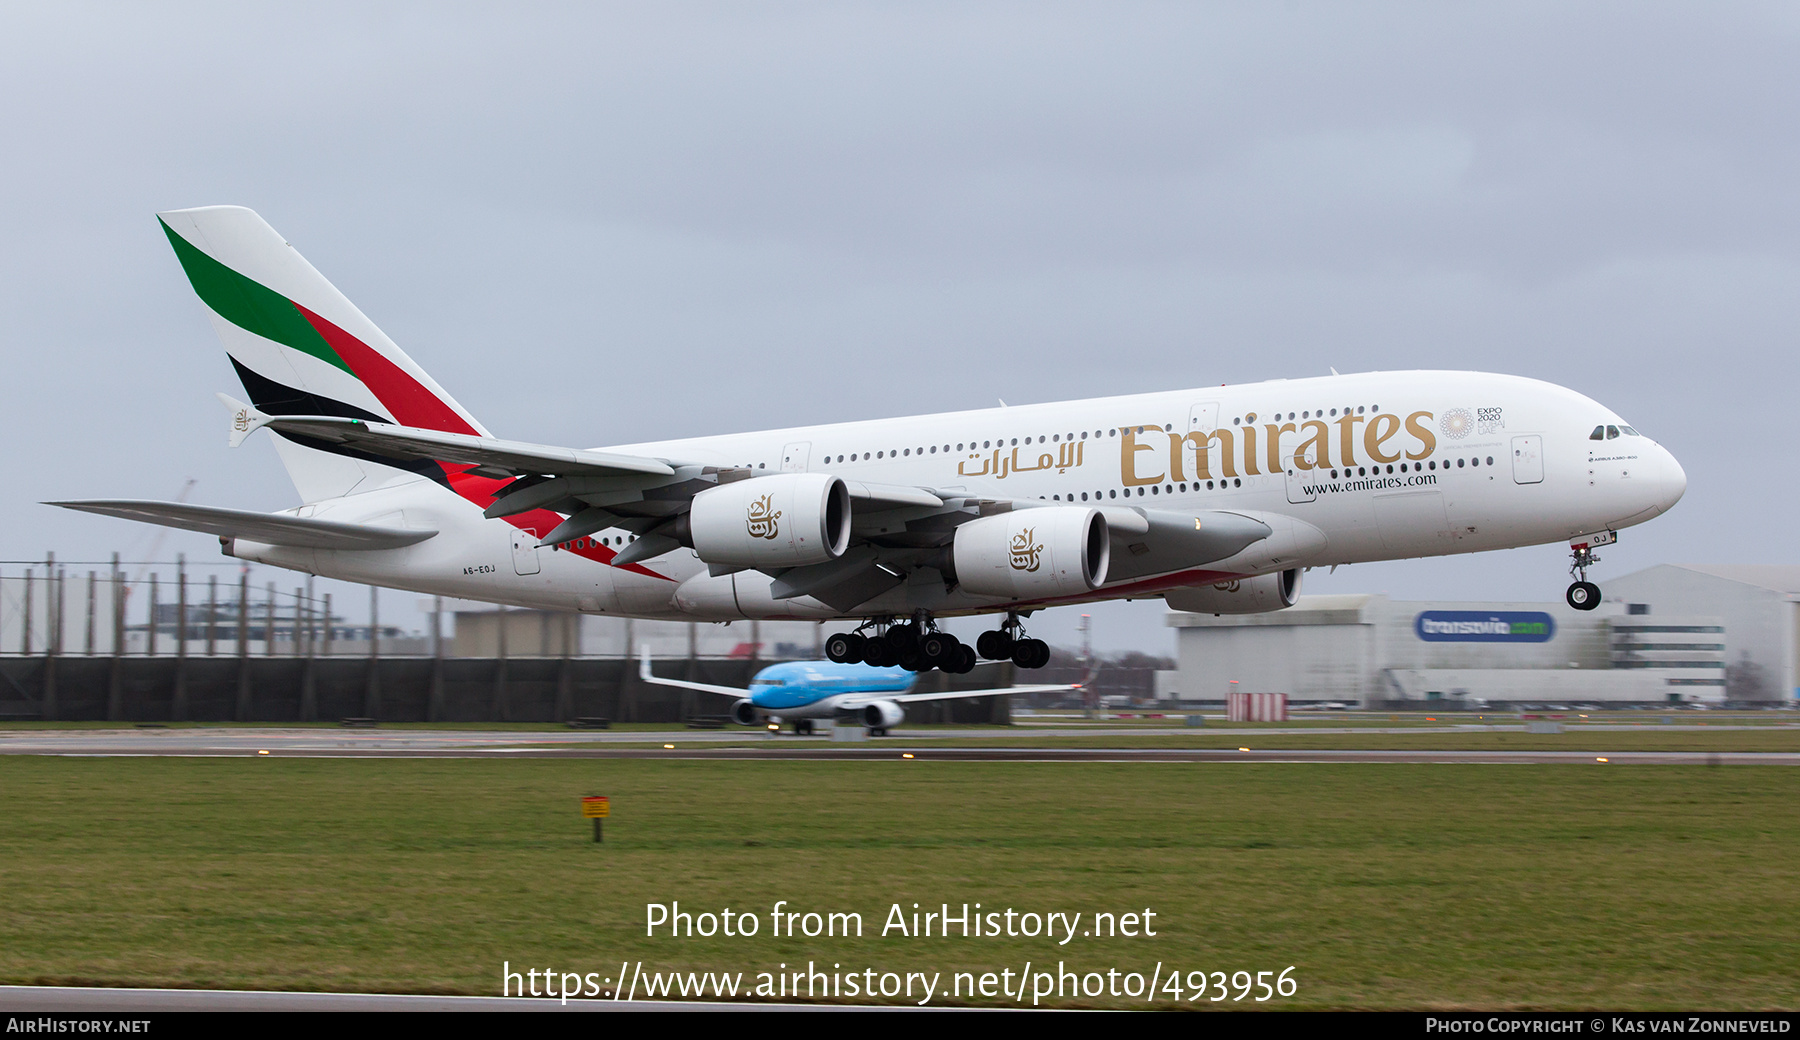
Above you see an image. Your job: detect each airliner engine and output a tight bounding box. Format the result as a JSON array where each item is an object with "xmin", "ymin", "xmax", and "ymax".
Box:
[
  {"xmin": 731, "ymin": 698, "xmax": 759, "ymax": 726},
  {"xmin": 686, "ymin": 473, "xmax": 851, "ymax": 569},
  {"xmin": 951, "ymin": 507, "xmax": 1109, "ymax": 599},
  {"xmin": 1163, "ymin": 568, "xmax": 1302, "ymax": 614},
  {"xmin": 861, "ymin": 701, "xmax": 905, "ymax": 730}
]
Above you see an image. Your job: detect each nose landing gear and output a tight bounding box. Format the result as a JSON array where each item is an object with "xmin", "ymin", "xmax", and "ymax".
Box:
[{"xmin": 1565, "ymin": 537, "xmax": 1607, "ymax": 611}]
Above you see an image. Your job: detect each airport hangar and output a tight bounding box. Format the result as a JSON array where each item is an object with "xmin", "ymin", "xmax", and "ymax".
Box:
[{"xmin": 1165, "ymin": 564, "xmax": 1800, "ymax": 709}]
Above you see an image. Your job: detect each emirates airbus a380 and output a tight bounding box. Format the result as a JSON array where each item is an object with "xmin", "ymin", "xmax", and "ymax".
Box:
[{"xmin": 56, "ymin": 206, "xmax": 1687, "ymax": 674}]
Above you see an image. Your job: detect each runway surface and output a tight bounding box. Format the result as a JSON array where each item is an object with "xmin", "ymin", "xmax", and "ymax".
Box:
[
  {"xmin": 0, "ymin": 985, "xmax": 874, "ymax": 1012},
  {"xmin": 0, "ymin": 725, "xmax": 1792, "ymax": 764}
]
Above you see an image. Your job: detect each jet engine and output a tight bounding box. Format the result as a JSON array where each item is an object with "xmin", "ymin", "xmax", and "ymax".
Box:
[
  {"xmin": 861, "ymin": 701, "xmax": 905, "ymax": 730},
  {"xmin": 951, "ymin": 507, "xmax": 1109, "ymax": 599},
  {"xmin": 1163, "ymin": 567, "xmax": 1302, "ymax": 614},
  {"xmin": 687, "ymin": 473, "xmax": 851, "ymax": 569},
  {"xmin": 731, "ymin": 698, "xmax": 759, "ymax": 726}
]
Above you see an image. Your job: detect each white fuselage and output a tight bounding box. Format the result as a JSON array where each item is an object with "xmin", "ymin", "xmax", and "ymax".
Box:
[{"xmin": 227, "ymin": 370, "xmax": 1685, "ymax": 622}]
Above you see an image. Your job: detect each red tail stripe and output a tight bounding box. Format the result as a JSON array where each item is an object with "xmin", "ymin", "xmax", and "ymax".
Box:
[{"xmin": 290, "ymin": 301, "xmax": 479, "ymax": 437}]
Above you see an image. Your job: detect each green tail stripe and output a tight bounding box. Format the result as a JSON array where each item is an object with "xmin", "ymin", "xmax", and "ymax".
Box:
[{"xmin": 159, "ymin": 218, "xmax": 354, "ymax": 376}]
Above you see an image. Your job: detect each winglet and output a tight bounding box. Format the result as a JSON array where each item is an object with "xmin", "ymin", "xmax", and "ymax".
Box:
[
  {"xmin": 218, "ymin": 392, "xmax": 272, "ymax": 449},
  {"xmin": 638, "ymin": 645, "xmax": 653, "ymax": 683}
]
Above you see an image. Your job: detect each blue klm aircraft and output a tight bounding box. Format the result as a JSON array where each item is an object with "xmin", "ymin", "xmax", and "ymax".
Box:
[{"xmin": 639, "ymin": 651, "xmax": 1085, "ymax": 735}]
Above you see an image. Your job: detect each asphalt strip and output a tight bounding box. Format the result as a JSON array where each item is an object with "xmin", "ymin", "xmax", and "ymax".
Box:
[{"xmin": 0, "ymin": 746, "xmax": 1793, "ymax": 764}]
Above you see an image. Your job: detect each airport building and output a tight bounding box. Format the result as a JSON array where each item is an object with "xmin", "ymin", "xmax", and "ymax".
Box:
[
  {"xmin": 450, "ymin": 606, "xmax": 828, "ymax": 661},
  {"xmin": 1167, "ymin": 564, "xmax": 1800, "ymax": 708}
]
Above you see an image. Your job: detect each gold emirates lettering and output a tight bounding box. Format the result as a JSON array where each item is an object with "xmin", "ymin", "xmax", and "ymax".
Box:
[
  {"xmin": 942, "ymin": 410, "xmax": 1440, "ymax": 483},
  {"xmin": 1009, "ymin": 528, "xmax": 1043, "ymax": 572},
  {"xmin": 745, "ymin": 494, "xmax": 782, "ymax": 539},
  {"xmin": 1136, "ymin": 410, "xmax": 1439, "ymax": 481}
]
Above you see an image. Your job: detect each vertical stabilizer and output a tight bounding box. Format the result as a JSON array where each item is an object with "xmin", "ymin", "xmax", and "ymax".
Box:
[{"xmin": 158, "ymin": 206, "xmax": 489, "ymax": 503}]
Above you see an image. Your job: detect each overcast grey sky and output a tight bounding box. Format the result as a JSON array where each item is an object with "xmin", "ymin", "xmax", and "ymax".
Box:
[{"xmin": 2, "ymin": 3, "xmax": 1794, "ymax": 652}]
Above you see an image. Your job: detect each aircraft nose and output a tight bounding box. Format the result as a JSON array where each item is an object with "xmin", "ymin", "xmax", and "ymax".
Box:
[{"xmin": 1657, "ymin": 445, "xmax": 1687, "ymax": 512}]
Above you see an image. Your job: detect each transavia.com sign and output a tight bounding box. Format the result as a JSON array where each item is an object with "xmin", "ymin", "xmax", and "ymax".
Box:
[{"xmin": 1414, "ymin": 611, "xmax": 1556, "ymax": 643}]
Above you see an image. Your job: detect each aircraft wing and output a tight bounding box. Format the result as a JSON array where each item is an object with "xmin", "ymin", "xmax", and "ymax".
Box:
[
  {"xmin": 636, "ymin": 651, "xmax": 750, "ymax": 698},
  {"xmin": 883, "ymin": 681, "xmax": 1087, "ymax": 705},
  {"xmin": 47, "ymin": 500, "xmax": 437, "ymax": 551},
  {"xmin": 255, "ymin": 414, "xmax": 678, "ymax": 480},
  {"xmin": 840, "ymin": 663, "xmax": 1098, "ymax": 707}
]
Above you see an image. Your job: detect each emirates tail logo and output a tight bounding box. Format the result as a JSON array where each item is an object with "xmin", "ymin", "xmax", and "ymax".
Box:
[
  {"xmin": 746, "ymin": 494, "xmax": 782, "ymax": 539},
  {"xmin": 233, "ymin": 409, "xmax": 252, "ymax": 432},
  {"xmin": 1009, "ymin": 527, "xmax": 1043, "ymax": 572}
]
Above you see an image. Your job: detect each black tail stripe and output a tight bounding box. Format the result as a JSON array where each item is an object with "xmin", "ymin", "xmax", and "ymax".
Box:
[
  {"xmin": 231, "ymin": 357, "xmax": 451, "ymax": 488},
  {"xmin": 231, "ymin": 357, "xmax": 389, "ymax": 423}
]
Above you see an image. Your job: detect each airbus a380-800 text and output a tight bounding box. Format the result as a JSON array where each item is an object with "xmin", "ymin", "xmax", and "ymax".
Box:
[{"xmin": 57, "ymin": 206, "xmax": 1687, "ymax": 674}]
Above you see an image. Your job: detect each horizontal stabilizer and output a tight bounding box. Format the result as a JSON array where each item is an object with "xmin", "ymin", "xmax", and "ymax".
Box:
[
  {"xmin": 48, "ymin": 500, "xmax": 438, "ymax": 551},
  {"xmin": 259, "ymin": 415, "xmax": 679, "ymax": 480}
]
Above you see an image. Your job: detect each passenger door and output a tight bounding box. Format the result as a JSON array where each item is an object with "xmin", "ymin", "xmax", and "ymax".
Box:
[
  {"xmin": 1187, "ymin": 402, "xmax": 1220, "ymax": 479},
  {"xmin": 1284, "ymin": 453, "xmax": 1317, "ymax": 504},
  {"xmin": 1511, "ymin": 435, "xmax": 1544, "ymax": 485},
  {"xmin": 511, "ymin": 527, "xmax": 541, "ymax": 575}
]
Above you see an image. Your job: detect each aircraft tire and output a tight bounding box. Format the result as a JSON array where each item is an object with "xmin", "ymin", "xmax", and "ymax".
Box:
[
  {"xmin": 953, "ymin": 644, "xmax": 978, "ymax": 674},
  {"xmin": 976, "ymin": 630, "xmax": 1013, "ymax": 660},
  {"xmin": 1012, "ymin": 638, "xmax": 1051, "ymax": 669},
  {"xmin": 920, "ymin": 632, "xmax": 959, "ymax": 667},
  {"xmin": 825, "ymin": 632, "xmax": 863, "ymax": 663},
  {"xmin": 1566, "ymin": 581, "xmax": 1602, "ymax": 611}
]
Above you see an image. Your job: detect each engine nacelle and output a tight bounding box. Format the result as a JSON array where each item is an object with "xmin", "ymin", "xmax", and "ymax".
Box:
[
  {"xmin": 861, "ymin": 700, "xmax": 905, "ymax": 730},
  {"xmin": 1163, "ymin": 567, "xmax": 1301, "ymax": 615},
  {"xmin": 687, "ymin": 473, "xmax": 851, "ymax": 569},
  {"xmin": 732, "ymin": 698, "xmax": 759, "ymax": 726},
  {"xmin": 951, "ymin": 507, "xmax": 1109, "ymax": 599}
]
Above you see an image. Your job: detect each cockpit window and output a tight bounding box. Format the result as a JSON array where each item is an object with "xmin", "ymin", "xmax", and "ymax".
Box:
[
  {"xmin": 1589, "ymin": 426, "xmax": 1605, "ymax": 440},
  {"xmin": 1605, "ymin": 425, "xmax": 1620, "ymax": 439},
  {"xmin": 1620, "ymin": 426, "xmax": 1638, "ymax": 436}
]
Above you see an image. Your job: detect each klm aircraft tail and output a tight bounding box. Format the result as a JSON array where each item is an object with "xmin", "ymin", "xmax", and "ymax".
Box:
[{"xmin": 158, "ymin": 206, "xmax": 490, "ymax": 503}]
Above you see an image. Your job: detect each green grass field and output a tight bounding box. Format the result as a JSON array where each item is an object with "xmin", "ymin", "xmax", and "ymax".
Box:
[
  {"xmin": 572, "ymin": 727, "xmax": 1800, "ymax": 752},
  {"xmin": 1, "ymin": 757, "xmax": 1795, "ymax": 1009}
]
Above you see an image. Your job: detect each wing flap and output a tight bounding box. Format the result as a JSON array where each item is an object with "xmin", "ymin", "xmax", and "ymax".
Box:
[
  {"xmin": 841, "ymin": 481, "xmax": 944, "ymax": 510},
  {"xmin": 1103, "ymin": 508, "xmax": 1272, "ymax": 583},
  {"xmin": 48, "ymin": 500, "xmax": 437, "ymax": 550}
]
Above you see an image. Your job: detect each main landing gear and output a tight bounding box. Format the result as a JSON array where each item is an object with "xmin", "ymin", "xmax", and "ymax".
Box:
[
  {"xmin": 1566, "ymin": 541, "xmax": 1602, "ymax": 611},
  {"xmin": 823, "ymin": 612, "xmax": 1052, "ymax": 672},
  {"xmin": 975, "ymin": 613, "xmax": 1051, "ymax": 670}
]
